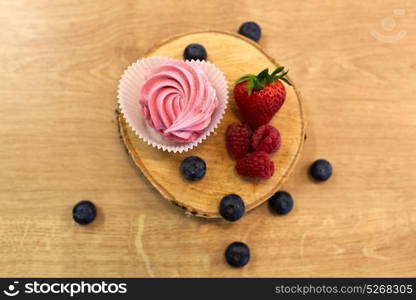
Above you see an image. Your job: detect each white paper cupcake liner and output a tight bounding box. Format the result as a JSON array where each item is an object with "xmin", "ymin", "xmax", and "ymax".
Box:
[{"xmin": 117, "ymin": 56, "xmax": 229, "ymax": 153}]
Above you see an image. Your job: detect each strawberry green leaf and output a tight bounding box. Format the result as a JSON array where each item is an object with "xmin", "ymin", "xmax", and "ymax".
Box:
[
  {"xmin": 257, "ymin": 68, "xmax": 269, "ymax": 81},
  {"xmin": 280, "ymin": 77, "xmax": 292, "ymax": 86},
  {"xmin": 236, "ymin": 66, "xmax": 291, "ymax": 95},
  {"xmin": 254, "ymin": 80, "xmax": 264, "ymax": 90},
  {"xmin": 235, "ymin": 75, "xmax": 254, "ymax": 84},
  {"xmin": 279, "ymin": 70, "xmax": 289, "ymax": 78},
  {"xmin": 271, "ymin": 66, "xmax": 284, "ymax": 76},
  {"xmin": 247, "ymin": 79, "xmax": 255, "ymax": 96}
]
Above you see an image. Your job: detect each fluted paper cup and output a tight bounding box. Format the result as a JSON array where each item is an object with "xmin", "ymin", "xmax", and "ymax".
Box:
[{"xmin": 117, "ymin": 56, "xmax": 229, "ymax": 153}]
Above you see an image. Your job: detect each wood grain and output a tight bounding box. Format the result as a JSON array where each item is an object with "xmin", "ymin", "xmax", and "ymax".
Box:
[
  {"xmin": 0, "ymin": 0, "xmax": 415, "ymax": 277},
  {"xmin": 118, "ymin": 31, "xmax": 305, "ymax": 218}
]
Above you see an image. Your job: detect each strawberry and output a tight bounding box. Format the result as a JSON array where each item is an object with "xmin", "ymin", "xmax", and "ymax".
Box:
[{"xmin": 234, "ymin": 67, "xmax": 291, "ymax": 129}]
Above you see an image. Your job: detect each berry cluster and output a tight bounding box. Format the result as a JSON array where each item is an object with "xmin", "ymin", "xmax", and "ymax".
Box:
[{"xmin": 227, "ymin": 123, "xmax": 281, "ymax": 180}]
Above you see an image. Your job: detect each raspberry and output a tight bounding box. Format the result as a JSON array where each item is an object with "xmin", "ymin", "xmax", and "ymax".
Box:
[
  {"xmin": 252, "ymin": 125, "xmax": 281, "ymax": 154},
  {"xmin": 226, "ymin": 123, "xmax": 252, "ymax": 159},
  {"xmin": 236, "ymin": 151, "xmax": 275, "ymax": 180}
]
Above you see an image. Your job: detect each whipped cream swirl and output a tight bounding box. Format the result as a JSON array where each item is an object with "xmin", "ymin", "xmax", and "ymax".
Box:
[{"xmin": 139, "ymin": 61, "xmax": 219, "ymax": 143}]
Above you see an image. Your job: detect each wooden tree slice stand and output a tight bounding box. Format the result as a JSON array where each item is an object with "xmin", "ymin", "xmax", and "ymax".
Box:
[{"xmin": 117, "ymin": 31, "xmax": 305, "ymax": 218}]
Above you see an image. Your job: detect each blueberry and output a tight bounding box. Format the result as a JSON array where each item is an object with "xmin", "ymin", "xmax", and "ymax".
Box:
[
  {"xmin": 269, "ymin": 191, "xmax": 293, "ymax": 215},
  {"xmin": 180, "ymin": 156, "xmax": 206, "ymax": 181},
  {"xmin": 225, "ymin": 242, "xmax": 250, "ymax": 268},
  {"xmin": 310, "ymin": 159, "xmax": 333, "ymax": 182},
  {"xmin": 183, "ymin": 43, "xmax": 207, "ymax": 61},
  {"xmin": 219, "ymin": 194, "xmax": 245, "ymax": 221},
  {"xmin": 73, "ymin": 200, "xmax": 96, "ymax": 225},
  {"xmin": 238, "ymin": 21, "xmax": 261, "ymax": 42}
]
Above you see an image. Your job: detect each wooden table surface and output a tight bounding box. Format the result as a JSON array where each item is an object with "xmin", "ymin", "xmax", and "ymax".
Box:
[{"xmin": 1, "ymin": 0, "xmax": 415, "ymax": 277}]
